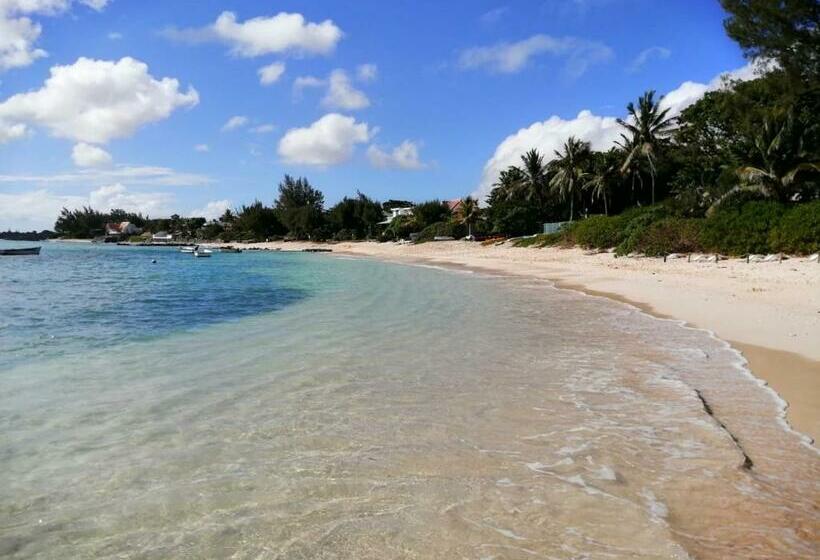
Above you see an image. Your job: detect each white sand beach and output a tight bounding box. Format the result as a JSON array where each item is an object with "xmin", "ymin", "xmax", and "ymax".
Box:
[{"xmin": 218, "ymin": 240, "xmax": 820, "ymax": 440}]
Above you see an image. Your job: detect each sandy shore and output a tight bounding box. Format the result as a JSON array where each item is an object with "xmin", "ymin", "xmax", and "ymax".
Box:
[{"xmin": 214, "ymin": 239, "xmax": 820, "ymax": 440}]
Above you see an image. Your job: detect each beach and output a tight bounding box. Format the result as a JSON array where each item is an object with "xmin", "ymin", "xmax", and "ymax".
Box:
[{"xmin": 216, "ymin": 240, "xmax": 820, "ymax": 441}]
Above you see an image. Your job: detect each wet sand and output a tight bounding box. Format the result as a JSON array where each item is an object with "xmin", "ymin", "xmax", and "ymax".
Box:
[{"xmin": 215, "ymin": 240, "xmax": 820, "ymax": 442}]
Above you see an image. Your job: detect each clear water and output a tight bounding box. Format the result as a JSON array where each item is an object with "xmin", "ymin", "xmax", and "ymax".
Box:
[{"xmin": 0, "ymin": 242, "xmax": 817, "ymax": 559}]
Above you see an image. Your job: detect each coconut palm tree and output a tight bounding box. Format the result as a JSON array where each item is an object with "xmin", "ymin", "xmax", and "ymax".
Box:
[
  {"xmin": 584, "ymin": 150, "xmax": 620, "ymax": 216},
  {"xmin": 459, "ymin": 196, "xmax": 480, "ymax": 238},
  {"xmin": 617, "ymin": 90, "xmax": 676, "ymax": 205},
  {"xmin": 550, "ymin": 136, "xmax": 592, "ymax": 221},
  {"xmin": 492, "ymin": 165, "xmax": 527, "ymax": 201}
]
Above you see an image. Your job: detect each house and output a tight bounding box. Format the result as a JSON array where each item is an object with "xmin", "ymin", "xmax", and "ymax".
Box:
[
  {"xmin": 445, "ymin": 199, "xmax": 464, "ymax": 214},
  {"xmin": 378, "ymin": 207, "xmax": 414, "ymax": 225},
  {"xmin": 104, "ymin": 221, "xmax": 141, "ymax": 237},
  {"xmin": 152, "ymin": 231, "xmax": 173, "ymax": 243}
]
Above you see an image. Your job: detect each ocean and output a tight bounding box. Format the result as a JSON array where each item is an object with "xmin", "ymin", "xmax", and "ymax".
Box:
[{"xmin": 0, "ymin": 241, "xmax": 817, "ymax": 559}]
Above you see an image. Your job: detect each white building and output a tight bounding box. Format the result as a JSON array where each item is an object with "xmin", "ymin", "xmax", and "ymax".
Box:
[
  {"xmin": 379, "ymin": 207, "xmax": 414, "ymax": 225},
  {"xmin": 152, "ymin": 231, "xmax": 173, "ymax": 243}
]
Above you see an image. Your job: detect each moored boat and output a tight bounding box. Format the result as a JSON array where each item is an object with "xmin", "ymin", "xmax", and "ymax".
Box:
[
  {"xmin": 180, "ymin": 245, "xmax": 198, "ymax": 253},
  {"xmin": 0, "ymin": 246, "xmax": 41, "ymax": 256},
  {"xmin": 193, "ymin": 249, "xmax": 212, "ymax": 258}
]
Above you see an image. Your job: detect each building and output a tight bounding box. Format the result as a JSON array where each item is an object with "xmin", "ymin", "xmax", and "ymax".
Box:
[
  {"xmin": 104, "ymin": 221, "xmax": 141, "ymax": 237},
  {"xmin": 445, "ymin": 199, "xmax": 464, "ymax": 215},
  {"xmin": 378, "ymin": 207, "xmax": 414, "ymax": 225}
]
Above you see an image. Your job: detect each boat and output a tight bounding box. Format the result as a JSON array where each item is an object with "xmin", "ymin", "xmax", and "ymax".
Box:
[
  {"xmin": 193, "ymin": 249, "xmax": 212, "ymax": 258},
  {"xmin": 180, "ymin": 245, "xmax": 198, "ymax": 253},
  {"xmin": 0, "ymin": 246, "xmax": 41, "ymax": 256}
]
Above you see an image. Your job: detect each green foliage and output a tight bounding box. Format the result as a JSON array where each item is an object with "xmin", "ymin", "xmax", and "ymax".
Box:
[
  {"xmin": 54, "ymin": 206, "xmax": 108, "ymax": 238},
  {"xmin": 769, "ymin": 200, "xmax": 820, "ymax": 254},
  {"xmin": 626, "ymin": 218, "xmax": 704, "ymax": 257},
  {"xmin": 231, "ymin": 200, "xmax": 285, "ymax": 241},
  {"xmin": 416, "ymin": 221, "xmax": 466, "ymax": 242},
  {"xmin": 563, "ymin": 215, "xmax": 626, "ymax": 249},
  {"xmin": 327, "ymin": 192, "xmax": 384, "ymax": 240},
  {"xmin": 512, "ymin": 233, "xmax": 564, "ymax": 248},
  {"xmin": 381, "ymin": 214, "xmax": 417, "ymax": 241},
  {"xmin": 275, "ymin": 175, "xmax": 325, "ymax": 239},
  {"xmin": 701, "ymin": 201, "xmax": 787, "ymax": 254},
  {"xmin": 413, "ymin": 200, "xmax": 451, "ymax": 230}
]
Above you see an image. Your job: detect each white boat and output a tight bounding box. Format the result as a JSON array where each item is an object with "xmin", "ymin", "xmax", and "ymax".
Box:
[
  {"xmin": 193, "ymin": 248, "xmax": 212, "ymax": 258},
  {"xmin": 180, "ymin": 245, "xmax": 198, "ymax": 253}
]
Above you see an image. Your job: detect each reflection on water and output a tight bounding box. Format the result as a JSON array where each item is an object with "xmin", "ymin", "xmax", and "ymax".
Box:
[{"xmin": 0, "ymin": 244, "xmax": 817, "ymax": 558}]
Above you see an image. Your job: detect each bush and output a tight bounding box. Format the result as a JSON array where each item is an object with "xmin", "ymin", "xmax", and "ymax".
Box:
[
  {"xmin": 627, "ymin": 218, "xmax": 704, "ymax": 256},
  {"xmin": 614, "ymin": 206, "xmax": 670, "ymax": 255},
  {"xmin": 381, "ymin": 214, "xmax": 417, "ymax": 241},
  {"xmin": 416, "ymin": 221, "xmax": 466, "ymax": 242},
  {"xmin": 769, "ymin": 200, "xmax": 820, "ymax": 254},
  {"xmin": 564, "ymin": 215, "xmax": 627, "ymax": 249},
  {"xmin": 513, "ymin": 233, "xmax": 564, "ymax": 247},
  {"xmin": 701, "ymin": 201, "xmax": 786, "ymax": 255}
]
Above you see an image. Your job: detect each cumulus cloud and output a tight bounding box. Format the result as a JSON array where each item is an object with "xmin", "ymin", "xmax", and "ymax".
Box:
[
  {"xmin": 258, "ymin": 61, "xmax": 285, "ymax": 85},
  {"xmin": 367, "ymin": 140, "xmax": 426, "ymax": 170},
  {"xmin": 356, "ymin": 63, "xmax": 377, "ymax": 82},
  {"xmin": 292, "ymin": 75, "xmax": 325, "ymax": 99},
  {"xmin": 0, "ymin": 120, "xmax": 27, "ymax": 142},
  {"xmin": 194, "ymin": 143, "xmax": 209, "ymax": 152},
  {"xmin": 627, "ymin": 46, "xmax": 671, "ymax": 74},
  {"xmin": 221, "ymin": 115, "xmax": 248, "ymax": 131},
  {"xmin": 322, "ymin": 69, "xmax": 370, "ymax": 110},
  {"xmin": 190, "ymin": 199, "xmax": 231, "ymax": 220},
  {"xmin": 0, "ymin": 0, "xmax": 109, "ymax": 72},
  {"xmin": 71, "ymin": 142, "xmax": 111, "ymax": 167},
  {"xmin": 164, "ymin": 11, "xmax": 343, "ymax": 57},
  {"xmin": 0, "ymin": 57, "xmax": 198, "ymax": 144},
  {"xmin": 473, "ymin": 61, "xmax": 763, "ymax": 202},
  {"xmin": 278, "ymin": 113, "xmax": 372, "ymax": 166},
  {"xmin": 459, "ymin": 34, "xmax": 613, "ymax": 77},
  {"xmin": 0, "ymin": 183, "xmax": 172, "ymax": 231}
]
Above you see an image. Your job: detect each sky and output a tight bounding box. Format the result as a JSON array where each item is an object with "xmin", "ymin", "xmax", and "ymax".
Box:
[{"xmin": 0, "ymin": 0, "xmax": 751, "ymax": 231}]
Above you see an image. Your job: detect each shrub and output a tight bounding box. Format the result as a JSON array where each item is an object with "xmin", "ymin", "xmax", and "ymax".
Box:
[
  {"xmin": 769, "ymin": 200, "xmax": 820, "ymax": 254},
  {"xmin": 614, "ymin": 206, "xmax": 670, "ymax": 255},
  {"xmin": 700, "ymin": 201, "xmax": 786, "ymax": 255},
  {"xmin": 628, "ymin": 218, "xmax": 704, "ymax": 256},
  {"xmin": 564, "ymin": 215, "xmax": 626, "ymax": 249},
  {"xmin": 416, "ymin": 221, "xmax": 466, "ymax": 242}
]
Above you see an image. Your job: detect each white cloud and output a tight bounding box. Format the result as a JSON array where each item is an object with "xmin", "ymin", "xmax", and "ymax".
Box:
[
  {"xmin": 473, "ymin": 61, "xmax": 762, "ymax": 202},
  {"xmin": 356, "ymin": 63, "xmax": 377, "ymax": 82},
  {"xmin": 459, "ymin": 34, "xmax": 613, "ymax": 77},
  {"xmin": 292, "ymin": 75, "xmax": 325, "ymax": 99},
  {"xmin": 322, "ymin": 69, "xmax": 369, "ymax": 110},
  {"xmin": 250, "ymin": 123, "xmax": 275, "ymax": 134},
  {"xmin": 258, "ymin": 61, "xmax": 285, "ymax": 85},
  {"xmin": 0, "ymin": 120, "xmax": 27, "ymax": 142},
  {"xmin": 107, "ymin": 31, "xmax": 122, "ymax": 40},
  {"xmin": 367, "ymin": 140, "xmax": 426, "ymax": 170},
  {"xmin": 194, "ymin": 143, "xmax": 209, "ymax": 152},
  {"xmin": 190, "ymin": 199, "xmax": 231, "ymax": 220},
  {"xmin": 0, "ymin": 57, "xmax": 198, "ymax": 144},
  {"xmin": 164, "ymin": 11, "xmax": 343, "ymax": 58},
  {"xmin": 221, "ymin": 115, "xmax": 248, "ymax": 131},
  {"xmin": 480, "ymin": 6, "xmax": 508, "ymax": 24},
  {"xmin": 0, "ymin": 1, "xmax": 109, "ymax": 72},
  {"xmin": 0, "ymin": 165, "xmax": 212, "ymax": 187},
  {"xmin": 278, "ymin": 113, "xmax": 373, "ymax": 166},
  {"xmin": 71, "ymin": 142, "xmax": 111, "ymax": 167},
  {"xmin": 0, "ymin": 183, "xmax": 172, "ymax": 231},
  {"xmin": 627, "ymin": 46, "xmax": 671, "ymax": 74}
]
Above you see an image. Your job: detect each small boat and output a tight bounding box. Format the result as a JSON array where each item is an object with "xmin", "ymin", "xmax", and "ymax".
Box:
[
  {"xmin": 180, "ymin": 245, "xmax": 198, "ymax": 253},
  {"xmin": 0, "ymin": 246, "xmax": 41, "ymax": 256},
  {"xmin": 193, "ymin": 249, "xmax": 212, "ymax": 258}
]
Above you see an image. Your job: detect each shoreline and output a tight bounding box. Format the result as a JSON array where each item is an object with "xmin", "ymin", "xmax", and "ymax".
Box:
[{"xmin": 211, "ymin": 239, "xmax": 820, "ymax": 441}]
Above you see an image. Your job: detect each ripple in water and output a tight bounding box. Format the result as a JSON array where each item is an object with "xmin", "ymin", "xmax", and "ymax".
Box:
[{"xmin": 0, "ymin": 243, "xmax": 817, "ymax": 559}]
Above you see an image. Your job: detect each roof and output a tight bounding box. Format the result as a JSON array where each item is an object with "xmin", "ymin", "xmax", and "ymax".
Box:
[{"xmin": 445, "ymin": 199, "xmax": 463, "ymax": 212}]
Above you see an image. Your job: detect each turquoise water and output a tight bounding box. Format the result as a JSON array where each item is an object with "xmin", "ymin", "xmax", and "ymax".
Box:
[{"xmin": 0, "ymin": 242, "xmax": 817, "ymax": 559}]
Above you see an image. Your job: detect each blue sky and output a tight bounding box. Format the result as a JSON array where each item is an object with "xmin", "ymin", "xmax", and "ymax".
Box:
[{"xmin": 0, "ymin": 0, "xmax": 749, "ymax": 230}]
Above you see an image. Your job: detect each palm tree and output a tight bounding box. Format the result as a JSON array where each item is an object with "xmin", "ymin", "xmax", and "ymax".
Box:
[
  {"xmin": 617, "ymin": 90, "xmax": 676, "ymax": 205},
  {"xmin": 550, "ymin": 136, "xmax": 591, "ymax": 221},
  {"xmin": 492, "ymin": 165, "xmax": 527, "ymax": 201},
  {"xmin": 584, "ymin": 150, "xmax": 620, "ymax": 216},
  {"xmin": 736, "ymin": 110, "xmax": 820, "ymax": 201},
  {"xmin": 459, "ymin": 196, "xmax": 480, "ymax": 238},
  {"xmin": 498, "ymin": 149, "xmax": 549, "ymax": 209}
]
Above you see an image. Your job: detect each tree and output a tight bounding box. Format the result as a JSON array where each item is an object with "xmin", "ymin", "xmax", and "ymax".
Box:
[
  {"xmin": 233, "ymin": 201, "xmax": 285, "ymax": 240},
  {"xmin": 720, "ymin": 0, "xmax": 820, "ymax": 81},
  {"xmin": 413, "ymin": 200, "xmax": 450, "ymax": 229},
  {"xmin": 550, "ymin": 136, "xmax": 591, "ymax": 221},
  {"xmin": 274, "ymin": 175, "xmax": 325, "ymax": 239},
  {"xmin": 458, "ymin": 196, "xmax": 480, "ymax": 238},
  {"xmin": 617, "ymin": 90, "xmax": 676, "ymax": 205},
  {"xmin": 327, "ymin": 191, "xmax": 384, "ymax": 240},
  {"xmin": 732, "ymin": 109, "xmax": 820, "ymax": 202},
  {"xmin": 584, "ymin": 150, "xmax": 620, "ymax": 216}
]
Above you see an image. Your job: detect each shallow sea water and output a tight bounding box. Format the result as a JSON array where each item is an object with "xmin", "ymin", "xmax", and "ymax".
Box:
[{"xmin": 0, "ymin": 242, "xmax": 817, "ymax": 559}]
